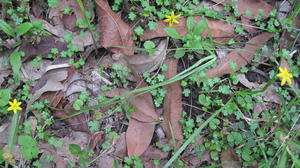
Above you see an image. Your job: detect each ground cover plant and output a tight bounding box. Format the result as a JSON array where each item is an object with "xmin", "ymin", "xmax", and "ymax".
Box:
[{"xmin": 0, "ymin": 0, "xmax": 299, "ymax": 167}]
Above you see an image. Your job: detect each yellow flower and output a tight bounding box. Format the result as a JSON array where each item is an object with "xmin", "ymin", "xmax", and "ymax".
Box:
[
  {"xmin": 7, "ymin": 99, "xmax": 22, "ymax": 114},
  {"xmin": 277, "ymin": 66, "xmax": 293, "ymax": 86},
  {"xmin": 163, "ymin": 11, "xmax": 180, "ymax": 27}
]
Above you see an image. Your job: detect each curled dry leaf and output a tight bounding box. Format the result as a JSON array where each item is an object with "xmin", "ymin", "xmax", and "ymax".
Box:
[
  {"xmin": 125, "ymin": 39, "xmax": 168, "ymax": 73},
  {"xmin": 140, "ymin": 17, "xmax": 234, "ymax": 43},
  {"xmin": 126, "ymin": 118, "xmax": 155, "ymax": 157},
  {"xmin": 162, "ymin": 59, "xmax": 183, "ymax": 145},
  {"xmin": 220, "ymin": 147, "xmax": 241, "ymax": 168},
  {"xmin": 206, "ymin": 32, "xmax": 274, "ymax": 78},
  {"xmin": 95, "ymin": 0, "xmax": 135, "ymax": 55}
]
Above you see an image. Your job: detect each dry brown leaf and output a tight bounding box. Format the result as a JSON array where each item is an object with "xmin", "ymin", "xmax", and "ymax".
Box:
[
  {"xmin": 141, "ymin": 146, "xmax": 169, "ymax": 160},
  {"xmin": 220, "ymin": 148, "xmax": 241, "ymax": 168},
  {"xmin": 126, "ymin": 118, "xmax": 155, "ymax": 157},
  {"xmin": 39, "ymin": 143, "xmax": 67, "ymax": 168},
  {"xmin": 126, "ymin": 39, "xmax": 168, "ymax": 73},
  {"xmin": 27, "ymin": 70, "xmax": 68, "ymax": 110},
  {"xmin": 206, "ymin": 32, "xmax": 274, "ymax": 78},
  {"xmin": 53, "ymin": 101, "xmax": 90, "ymax": 134},
  {"xmin": 113, "ymin": 132, "xmax": 127, "ymax": 158},
  {"xmin": 62, "ymin": 14, "xmax": 77, "ymax": 31},
  {"xmin": 210, "ymin": 0, "xmax": 273, "ymax": 19},
  {"xmin": 162, "ymin": 59, "xmax": 183, "ymax": 145},
  {"xmin": 21, "ymin": 36, "xmax": 67, "ymax": 62},
  {"xmin": 129, "ymin": 89, "xmax": 159, "ymax": 123},
  {"xmin": 140, "ymin": 17, "xmax": 234, "ymax": 43},
  {"xmin": 95, "ymin": 0, "xmax": 135, "ymax": 55}
]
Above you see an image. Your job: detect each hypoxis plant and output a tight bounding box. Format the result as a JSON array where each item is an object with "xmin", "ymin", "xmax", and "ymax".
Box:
[{"xmin": 1, "ymin": 99, "xmax": 22, "ymax": 166}]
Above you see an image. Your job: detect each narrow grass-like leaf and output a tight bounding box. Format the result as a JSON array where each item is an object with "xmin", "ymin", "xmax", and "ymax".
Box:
[
  {"xmin": 164, "ymin": 27, "xmax": 182, "ymax": 39},
  {"xmin": 0, "ymin": 19, "xmax": 15, "ymax": 37}
]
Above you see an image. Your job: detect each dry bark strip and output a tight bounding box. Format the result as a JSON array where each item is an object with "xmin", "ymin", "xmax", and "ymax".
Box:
[
  {"xmin": 162, "ymin": 59, "xmax": 183, "ymax": 145},
  {"xmin": 95, "ymin": 0, "xmax": 135, "ymax": 55},
  {"xmin": 206, "ymin": 32, "xmax": 274, "ymax": 78}
]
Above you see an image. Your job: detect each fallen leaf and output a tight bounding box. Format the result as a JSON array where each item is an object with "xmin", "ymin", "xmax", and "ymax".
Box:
[
  {"xmin": 210, "ymin": 0, "xmax": 273, "ymax": 33},
  {"xmin": 206, "ymin": 32, "xmax": 274, "ymax": 78},
  {"xmin": 113, "ymin": 132, "xmax": 127, "ymax": 158},
  {"xmin": 21, "ymin": 36, "xmax": 67, "ymax": 62},
  {"xmin": 56, "ymin": 131, "xmax": 89, "ymax": 163},
  {"xmin": 95, "ymin": 0, "xmax": 135, "ymax": 55},
  {"xmin": 96, "ymin": 155, "xmax": 116, "ymax": 168},
  {"xmin": 129, "ymin": 82, "xmax": 159, "ymax": 123},
  {"xmin": 126, "ymin": 118, "xmax": 155, "ymax": 157},
  {"xmin": 162, "ymin": 59, "xmax": 183, "ymax": 145},
  {"xmin": 126, "ymin": 39, "xmax": 168, "ymax": 73},
  {"xmin": 220, "ymin": 148, "xmax": 241, "ymax": 168},
  {"xmin": 30, "ymin": 16, "xmax": 96, "ymax": 51},
  {"xmin": 140, "ymin": 17, "xmax": 235, "ymax": 43},
  {"xmin": 27, "ymin": 70, "xmax": 68, "ymax": 110},
  {"xmin": 61, "ymin": 14, "xmax": 77, "ymax": 31},
  {"xmin": 39, "ymin": 143, "xmax": 67, "ymax": 168},
  {"xmin": 53, "ymin": 101, "xmax": 90, "ymax": 134},
  {"xmin": 141, "ymin": 146, "xmax": 169, "ymax": 160},
  {"xmin": 210, "ymin": 0, "xmax": 273, "ymax": 19}
]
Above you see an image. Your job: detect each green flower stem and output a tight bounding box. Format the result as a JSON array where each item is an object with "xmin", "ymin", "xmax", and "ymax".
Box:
[{"xmin": 6, "ymin": 111, "xmax": 20, "ymax": 166}]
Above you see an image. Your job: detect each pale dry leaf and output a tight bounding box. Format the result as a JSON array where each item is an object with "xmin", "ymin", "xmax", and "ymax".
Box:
[
  {"xmin": 27, "ymin": 71, "xmax": 68, "ymax": 110},
  {"xmin": 206, "ymin": 32, "xmax": 274, "ymax": 78},
  {"xmin": 140, "ymin": 17, "xmax": 235, "ymax": 43},
  {"xmin": 30, "ymin": 16, "xmax": 95, "ymax": 51},
  {"xmin": 95, "ymin": 0, "xmax": 135, "ymax": 55},
  {"xmin": 126, "ymin": 118, "xmax": 155, "ymax": 157},
  {"xmin": 220, "ymin": 147, "xmax": 241, "ymax": 168},
  {"xmin": 162, "ymin": 59, "xmax": 183, "ymax": 144},
  {"xmin": 126, "ymin": 39, "xmax": 168, "ymax": 73}
]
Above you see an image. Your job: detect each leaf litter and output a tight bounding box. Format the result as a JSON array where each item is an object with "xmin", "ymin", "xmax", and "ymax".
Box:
[{"xmin": 1, "ymin": 0, "xmax": 297, "ymax": 167}]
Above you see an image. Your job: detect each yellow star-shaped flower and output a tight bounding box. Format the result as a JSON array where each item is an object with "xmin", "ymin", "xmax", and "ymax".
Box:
[
  {"xmin": 7, "ymin": 99, "xmax": 22, "ymax": 114},
  {"xmin": 163, "ymin": 11, "xmax": 180, "ymax": 27},
  {"xmin": 276, "ymin": 66, "xmax": 293, "ymax": 86}
]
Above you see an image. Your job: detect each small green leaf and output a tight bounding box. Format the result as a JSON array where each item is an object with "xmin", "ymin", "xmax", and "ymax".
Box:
[
  {"xmin": 69, "ymin": 144, "xmax": 81, "ymax": 156},
  {"xmin": 164, "ymin": 27, "xmax": 181, "ymax": 39},
  {"xmin": 186, "ymin": 16, "xmax": 194, "ymax": 32},
  {"xmin": 16, "ymin": 22, "xmax": 33, "ymax": 36},
  {"xmin": 0, "ymin": 89, "xmax": 11, "ymax": 107},
  {"xmin": 10, "ymin": 51, "xmax": 22, "ymax": 77},
  {"xmin": 0, "ymin": 19, "xmax": 15, "ymax": 37},
  {"xmin": 194, "ymin": 17, "xmax": 207, "ymax": 35}
]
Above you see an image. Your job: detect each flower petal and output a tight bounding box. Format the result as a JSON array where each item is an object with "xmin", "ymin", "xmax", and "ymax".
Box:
[
  {"xmin": 173, "ymin": 19, "xmax": 179, "ymax": 24},
  {"xmin": 164, "ymin": 18, "xmax": 171, "ymax": 22}
]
